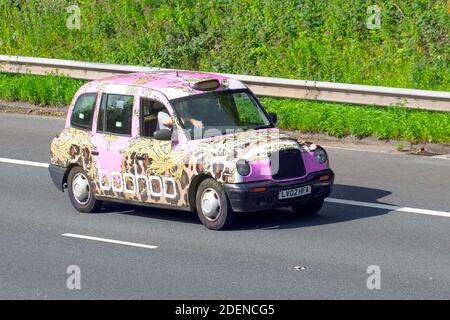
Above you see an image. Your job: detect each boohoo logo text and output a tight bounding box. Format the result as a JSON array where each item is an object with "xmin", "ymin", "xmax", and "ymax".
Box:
[{"xmin": 97, "ymin": 160, "xmax": 176, "ymax": 199}]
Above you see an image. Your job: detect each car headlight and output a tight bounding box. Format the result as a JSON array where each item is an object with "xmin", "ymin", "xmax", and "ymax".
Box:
[
  {"xmin": 236, "ymin": 159, "xmax": 250, "ymax": 176},
  {"xmin": 314, "ymin": 147, "xmax": 328, "ymax": 164}
]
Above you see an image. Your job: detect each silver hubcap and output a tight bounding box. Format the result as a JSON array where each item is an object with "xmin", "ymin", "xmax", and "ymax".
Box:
[
  {"xmin": 201, "ymin": 188, "xmax": 221, "ymax": 221},
  {"xmin": 72, "ymin": 173, "xmax": 90, "ymax": 205}
]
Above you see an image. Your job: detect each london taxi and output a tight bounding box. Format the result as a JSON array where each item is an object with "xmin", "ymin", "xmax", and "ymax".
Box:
[{"xmin": 49, "ymin": 71, "xmax": 334, "ymax": 230}]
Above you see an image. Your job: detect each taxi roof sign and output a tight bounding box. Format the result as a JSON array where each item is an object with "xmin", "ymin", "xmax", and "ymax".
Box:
[{"xmin": 191, "ymin": 79, "xmax": 221, "ymax": 91}]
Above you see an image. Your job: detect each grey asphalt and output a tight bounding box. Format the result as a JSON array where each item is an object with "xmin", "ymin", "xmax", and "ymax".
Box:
[{"xmin": 0, "ymin": 113, "xmax": 449, "ymax": 299}]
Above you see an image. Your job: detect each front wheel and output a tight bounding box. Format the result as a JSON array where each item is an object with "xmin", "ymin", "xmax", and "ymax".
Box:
[
  {"xmin": 68, "ymin": 166, "xmax": 102, "ymax": 213},
  {"xmin": 291, "ymin": 199, "xmax": 324, "ymax": 215},
  {"xmin": 195, "ymin": 178, "xmax": 236, "ymax": 230}
]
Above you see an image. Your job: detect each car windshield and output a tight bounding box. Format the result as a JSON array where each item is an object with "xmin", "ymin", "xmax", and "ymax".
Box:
[{"xmin": 171, "ymin": 90, "xmax": 272, "ymax": 139}]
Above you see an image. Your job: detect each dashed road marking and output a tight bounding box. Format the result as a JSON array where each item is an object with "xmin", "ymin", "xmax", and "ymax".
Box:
[
  {"xmin": 0, "ymin": 157, "xmax": 49, "ymax": 168},
  {"xmin": 62, "ymin": 233, "xmax": 158, "ymax": 249},
  {"xmin": 431, "ymin": 154, "xmax": 450, "ymax": 160},
  {"xmin": 325, "ymin": 198, "xmax": 450, "ymax": 218}
]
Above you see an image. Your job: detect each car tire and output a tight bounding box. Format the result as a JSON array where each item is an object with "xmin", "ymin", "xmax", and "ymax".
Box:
[
  {"xmin": 291, "ymin": 199, "xmax": 324, "ymax": 215},
  {"xmin": 68, "ymin": 166, "xmax": 102, "ymax": 213},
  {"xmin": 195, "ymin": 178, "xmax": 236, "ymax": 230}
]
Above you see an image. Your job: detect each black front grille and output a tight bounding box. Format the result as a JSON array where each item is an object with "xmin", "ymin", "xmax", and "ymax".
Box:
[{"xmin": 270, "ymin": 149, "xmax": 306, "ymax": 180}]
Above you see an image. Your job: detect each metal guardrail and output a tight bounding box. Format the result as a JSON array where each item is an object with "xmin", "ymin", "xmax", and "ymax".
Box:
[{"xmin": 0, "ymin": 55, "xmax": 449, "ymax": 112}]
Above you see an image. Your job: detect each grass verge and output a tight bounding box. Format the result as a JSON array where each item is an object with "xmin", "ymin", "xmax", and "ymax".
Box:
[
  {"xmin": 262, "ymin": 98, "xmax": 450, "ymax": 144},
  {"xmin": 0, "ymin": 73, "xmax": 448, "ymax": 144},
  {"xmin": 0, "ymin": 73, "xmax": 85, "ymax": 106}
]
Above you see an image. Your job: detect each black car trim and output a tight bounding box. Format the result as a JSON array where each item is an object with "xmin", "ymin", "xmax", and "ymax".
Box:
[
  {"xmin": 48, "ymin": 164, "xmax": 67, "ymax": 192},
  {"xmin": 224, "ymin": 169, "xmax": 334, "ymax": 212}
]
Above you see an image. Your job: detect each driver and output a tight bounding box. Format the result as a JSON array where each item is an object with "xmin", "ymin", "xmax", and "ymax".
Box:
[
  {"xmin": 157, "ymin": 110, "xmax": 174, "ymax": 130},
  {"xmin": 176, "ymin": 100, "xmax": 206, "ymax": 129},
  {"xmin": 157, "ymin": 110, "xmax": 203, "ymax": 131}
]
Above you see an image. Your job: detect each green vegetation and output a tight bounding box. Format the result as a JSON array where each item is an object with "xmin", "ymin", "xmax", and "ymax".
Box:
[
  {"xmin": 261, "ymin": 97, "xmax": 450, "ymax": 144},
  {"xmin": 0, "ymin": 0, "xmax": 448, "ymax": 90},
  {"xmin": 0, "ymin": 74, "xmax": 448, "ymax": 143},
  {"xmin": 0, "ymin": 73, "xmax": 84, "ymax": 106},
  {"xmin": 0, "ymin": 1, "xmax": 448, "ymax": 142}
]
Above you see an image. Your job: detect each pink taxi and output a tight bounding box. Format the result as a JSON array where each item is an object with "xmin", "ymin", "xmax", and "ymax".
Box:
[{"xmin": 49, "ymin": 71, "xmax": 334, "ymax": 230}]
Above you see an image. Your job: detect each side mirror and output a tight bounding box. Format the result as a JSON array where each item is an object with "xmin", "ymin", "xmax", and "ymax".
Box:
[
  {"xmin": 267, "ymin": 112, "xmax": 277, "ymax": 124},
  {"xmin": 153, "ymin": 129, "xmax": 172, "ymax": 141}
]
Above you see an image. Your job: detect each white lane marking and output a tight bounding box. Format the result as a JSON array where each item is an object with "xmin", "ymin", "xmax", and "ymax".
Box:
[
  {"xmin": 62, "ymin": 233, "xmax": 158, "ymax": 249},
  {"xmin": 323, "ymin": 145, "xmax": 393, "ymax": 154},
  {"xmin": 1, "ymin": 156, "xmax": 449, "ymax": 219},
  {"xmin": 0, "ymin": 157, "xmax": 49, "ymax": 168},
  {"xmin": 324, "ymin": 146, "xmax": 450, "ymax": 161},
  {"xmin": 432, "ymin": 154, "xmax": 450, "ymax": 160},
  {"xmin": 326, "ymin": 198, "xmax": 450, "ymax": 218}
]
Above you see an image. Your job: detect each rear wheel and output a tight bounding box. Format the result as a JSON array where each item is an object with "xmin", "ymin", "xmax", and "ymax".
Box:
[
  {"xmin": 195, "ymin": 178, "xmax": 236, "ymax": 230},
  {"xmin": 68, "ymin": 166, "xmax": 102, "ymax": 213},
  {"xmin": 291, "ymin": 199, "xmax": 324, "ymax": 215}
]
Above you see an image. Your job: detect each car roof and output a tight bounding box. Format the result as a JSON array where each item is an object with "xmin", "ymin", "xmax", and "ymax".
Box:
[{"xmin": 86, "ymin": 71, "xmax": 247, "ymax": 100}]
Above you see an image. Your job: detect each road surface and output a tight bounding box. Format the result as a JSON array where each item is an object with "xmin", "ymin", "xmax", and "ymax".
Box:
[{"xmin": 0, "ymin": 113, "xmax": 449, "ymax": 299}]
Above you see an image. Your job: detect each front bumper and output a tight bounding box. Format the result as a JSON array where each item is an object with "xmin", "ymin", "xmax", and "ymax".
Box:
[
  {"xmin": 48, "ymin": 164, "xmax": 67, "ymax": 192},
  {"xmin": 224, "ymin": 169, "xmax": 334, "ymax": 212}
]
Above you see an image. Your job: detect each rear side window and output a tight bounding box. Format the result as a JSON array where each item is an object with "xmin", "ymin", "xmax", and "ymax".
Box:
[
  {"xmin": 97, "ymin": 94, "xmax": 134, "ymax": 135},
  {"xmin": 71, "ymin": 93, "xmax": 97, "ymax": 130}
]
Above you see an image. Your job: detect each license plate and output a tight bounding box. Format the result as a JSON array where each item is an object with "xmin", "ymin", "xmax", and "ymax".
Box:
[{"xmin": 279, "ymin": 185, "xmax": 312, "ymax": 200}]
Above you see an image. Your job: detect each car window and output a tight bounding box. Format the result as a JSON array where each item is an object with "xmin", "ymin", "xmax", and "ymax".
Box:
[
  {"xmin": 97, "ymin": 94, "xmax": 134, "ymax": 135},
  {"xmin": 140, "ymin": 98, "xmax": 169, "ymax": 137},
  {"xmin": 71, "ymin": 93, "xmax": 97, "ymax": 130},
  {"xmin": 171, "ymin": 90, "xmax": 271, "ymax": 139},
  {"xmin": 233, "ymin": 92, "xmax": 266, "ymax": 125}
]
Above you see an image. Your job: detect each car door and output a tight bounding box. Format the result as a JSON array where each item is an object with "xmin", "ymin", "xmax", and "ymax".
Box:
[
  {"xmin": 91, "ymin": 92, "xmax": 136, "ymax": 200},
  {"xmin": 120, "ymin": 96, "xmax": 190, "ymax": 208}
]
